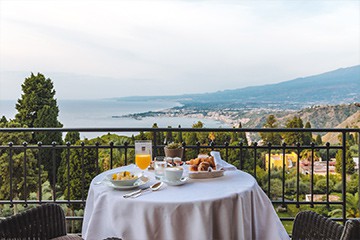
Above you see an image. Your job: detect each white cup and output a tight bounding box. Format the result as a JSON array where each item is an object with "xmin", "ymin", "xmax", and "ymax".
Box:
[{"xmin": 164, "ymin": 167, "xmax": 183, "ymax": 182}]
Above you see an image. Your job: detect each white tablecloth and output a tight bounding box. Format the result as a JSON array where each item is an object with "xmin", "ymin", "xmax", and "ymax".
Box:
[{"xmin": 82, "ymin": 165, "xmax": 289, "ymax": 240}]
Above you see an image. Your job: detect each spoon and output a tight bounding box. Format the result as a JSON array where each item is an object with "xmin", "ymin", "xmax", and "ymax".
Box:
[
  {"xmin": 124, "ymin": 182, "xmax": 163, "ymax": 198},
  {"xmin": 93, "ymin": 179, "xmax": 104, "ymax": 185}
]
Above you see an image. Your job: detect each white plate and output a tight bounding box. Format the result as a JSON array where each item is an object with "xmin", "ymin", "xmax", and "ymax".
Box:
[
  {"xmin": 163, "ymin": 177, "xmax": 189, "ymax": 186},
  {"xmin": 104, "ymin": 176, "xmax": 150, "ymax": 190},
  {"xmin": 188, "ymin": 170, "xmax": 224, "ymax": 179}
]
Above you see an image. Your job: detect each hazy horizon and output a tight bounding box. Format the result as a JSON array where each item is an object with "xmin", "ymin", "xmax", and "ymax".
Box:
[{"xmin": 1, "ymin": 0, "xmax": 359, "ymax": 100}]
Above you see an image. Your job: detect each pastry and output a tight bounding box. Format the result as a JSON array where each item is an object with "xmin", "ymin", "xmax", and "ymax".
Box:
[
  {"xmin": 198, "ymin": 161, "xmax": 210, "ymax": 171},
  {"xmin": 189, "ymin": 165, "xmax": 198, "ymax": 172}
]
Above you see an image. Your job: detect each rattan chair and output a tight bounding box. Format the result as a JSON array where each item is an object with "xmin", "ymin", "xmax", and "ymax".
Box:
[
  {"xmin": 0, "ymin": 203, "xmax": 82, "ymax": 240},
  {"xmin": 292, "ymin": 211, "xmax": 360, "ymax": 240},
  {"xmin": 292, "ymin": 211, "xmax": 344, "ymax": 239},
  {"xmin": 341, "ymin": 219, "xmax": 360, "ymax": 240}
]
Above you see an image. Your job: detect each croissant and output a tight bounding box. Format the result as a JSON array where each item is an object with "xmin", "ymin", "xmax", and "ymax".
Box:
[
  {"xmin": 189, "ymin": 158, "xmax": 201, "ymax": 165},
  {"xmin": 189, "ymin": 165, "xmax": 198, "ymax": 172},
  {"xmin": 208, "ymin": 156, "xmax": 215, "ymax": 168},
  {"xmin": 198, "ymin": 162, "xmax": 210, "ymax": 171}
]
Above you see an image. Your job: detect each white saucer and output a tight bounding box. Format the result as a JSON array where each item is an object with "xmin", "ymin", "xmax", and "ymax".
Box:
[
  {"xmin": 103, "ymin": 176, "xmax": 150, "ymax": 190},
  {"xmin": 163, "ymin": 177, "xmax": 189, "ymax": 186}
]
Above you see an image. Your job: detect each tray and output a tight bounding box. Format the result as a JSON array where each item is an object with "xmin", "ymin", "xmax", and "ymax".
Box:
[{"xmin": 188, "ymin": 170, "xmax": 224, "ymax": 179}]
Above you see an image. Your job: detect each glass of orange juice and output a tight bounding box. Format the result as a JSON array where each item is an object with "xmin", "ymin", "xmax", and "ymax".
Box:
[{"xmin": 135, "ymin": 140, "xmax": 152, "ymax": 174}]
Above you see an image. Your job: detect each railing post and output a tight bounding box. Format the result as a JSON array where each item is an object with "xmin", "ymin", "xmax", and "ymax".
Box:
[
  {"xmin": 224, "ymin": 141, "xmax": 228, "ymax": 162},
  {"xmin": 38, "ymin": 142, "xmax": 43, "ymax": 204},
  {"xmin": 196, "ymin": 141, "xmax": 200, "ymax": 155},
  {"xmin": 342, "ymin": 131, "xmax": 347, "ymax": 224},
  {"xmin": 358, "ymin": 130, "xmax": 360, "ymax": 214},
  {"xmin": 52, "ymin": 141, "xmax": 57, "ymax": 202},
  {"xmin": 66, "ymin": 141, "xmax": 71, "ymax": 206},
  {"xmin": 267, "ymin": 142, "xmax": 272, "ymax": 198},
  {"xmin": 81, "ymin": 141, "xmax": 85, "ymax": 205},
  {"xmin": 296, "ymin": 142, "xmax": 301, "ymax": 208},
  {"xmin": 95, "ymin": 142, "xmax": 100, "ymax": 174},
  {"xmin": 326, "ymin": 142, "xmax": 330, "ymax": 209},
  {"xmin": 153, "ymin": 131, "xmax": 157, "ymax": 159},
  {"xmin": 238, "ymin": 141, "xmax": 243, "ymax": 170},
  {"xmin": 9, "ymin": 142, "xmax": 13, "ymax": 208},
  {"xmin": 110, "ymin": 142, "xmax": 114, "ymax": 169},
  {"xmin": 124, "ymin": 141, "xmax": 128, "ymax": 165},
  {"xmin": 253, "ymin": 142, "xmax": 258, "ymax": 179},
  {"xmin": 310, "ymin": 142, "xmax": 315, "ymax": 208},
  {"xmin": 23, "ymin": 142, "xmax": 28, "ymax": 207},
  {"xmin": 282, "ymin": 142, "xmax": 286, "ymax": 203}
]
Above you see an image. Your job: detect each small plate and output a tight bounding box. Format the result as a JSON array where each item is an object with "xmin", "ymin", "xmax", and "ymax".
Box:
[
  {"xmin": 104, "ymin": 176, "xmax": 150, "ymax": 190},
  {"xmin": 163, "ymin": 177, "xmax": 189, "ymax": 186},
  {"xmin": 188, "ymin": 170, "xmax": 224, "ymax": 179}
]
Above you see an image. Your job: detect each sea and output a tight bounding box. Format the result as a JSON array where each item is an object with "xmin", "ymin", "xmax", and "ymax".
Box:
[{"xmin": 0, "ymin": 99, "xmax": 228, "ymax": 139}]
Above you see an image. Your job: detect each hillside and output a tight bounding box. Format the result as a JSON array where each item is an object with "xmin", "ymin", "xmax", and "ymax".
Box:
[
  {"xmin": 243, "ymin": 103, "xmax": 360, "ymax": 129},
  {"xmin": 118, "ymin": 65, "xmax": 360, "ymax": 107},
  {"xmin": 322, "ymin": 111, "xmax": 360, "ymax": 144}
]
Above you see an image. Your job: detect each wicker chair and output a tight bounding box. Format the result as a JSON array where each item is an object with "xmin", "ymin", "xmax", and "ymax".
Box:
[
  {"xmin": 341, "ymin": 219, "xmax": 360, "ymax": 240},
  {"xmin": 0, "ymin": 203, "xmax": 82, "ymax": 240},
  {"xmin": 292, "ymin": 211, "xmax": 344, "ymax": 240},
  {"xmin": 292, "ymin": 211, "xmax": 360, "ymax": 240}
]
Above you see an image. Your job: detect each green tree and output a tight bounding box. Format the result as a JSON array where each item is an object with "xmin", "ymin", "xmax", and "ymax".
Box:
[
  {"xmin": 165, "ymin": 126, "xmax": 173, "ymax": 144},
  {"xmin": 0, "ymin": 121, "xmax": 47, "ymax": 214},
  {"xmin": 335, "ymin": 146, "xmax": 355, "ymax": 174},
  {"xmin": 303, "ymin": 122, "xmax": 312, "ymax": 145},
  {"xmin": 174, "ymin": 125, "xmax": 183, "ymax": 144},
  {"xmin": 65, "ymin": 132, "xmax": 80, "ymax": 144},
  {"xmin": 315, "ymin": 134, "xmax": 323, "ymax": 145},
  {"xmin": 15, "ymin": 73, "xmax": 62, "ymax": 130},
  {"xmin": 315, "ymin": 179, "xmax": 334, "ymax": 193},
  {"xmin": 0, "ymin": 116, "xmax": 7, "ymax": 124},
  {"xmin": 14, "ymin": 73, "xmax": 63, "ymax": 187},
  {"xmin": 58, "ymin": 139, "xmax": 97, "ymax": 210},
  {"xmin": 260, "ymin": 115, "xmax": 282, "ymax": 145},
  {"xmin": 283, "ymin": 116, "xmax": 305, "ymax": 145},
  {"xmin": 330, "ymin": 192, "xmax": 359, "ymax": 218},
  {"xmin": 192, "ymin": 121, "xmax": 208, "ymax": 145},
  {"xmin": 237, "ymin": 122, "xmax": 248, "ymax": 145}
]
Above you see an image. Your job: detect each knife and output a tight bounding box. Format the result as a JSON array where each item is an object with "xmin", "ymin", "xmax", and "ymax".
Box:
[{"xmin": 123, "ymin": 187, "xmax": 149, "ymax": 198}]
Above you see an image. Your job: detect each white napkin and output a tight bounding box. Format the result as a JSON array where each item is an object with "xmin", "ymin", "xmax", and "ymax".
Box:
[{"xmin": 210, "ymin": 151, "xmax": 237, "ymax": 171}]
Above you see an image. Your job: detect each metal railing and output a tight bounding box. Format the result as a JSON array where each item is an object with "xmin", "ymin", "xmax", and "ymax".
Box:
[{"xmin": 0, "ymin": 127, "xmax": 359, "ymax": 232}]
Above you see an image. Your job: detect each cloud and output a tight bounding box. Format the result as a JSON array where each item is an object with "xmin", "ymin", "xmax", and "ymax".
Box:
[{"xmin": 0, "ymin": 0, "xmax": 359, "ymax": 99}]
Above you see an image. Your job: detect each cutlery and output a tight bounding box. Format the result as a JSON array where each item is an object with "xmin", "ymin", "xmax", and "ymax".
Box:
[
  {"xmin": 93, "ymin": 179, "xmax": 104, "ymax": 185},
  {"xmin": 123, "ymin": 182, "xmax": 163, "ymax": 198},
  {"xmin": 123, "ymin": 187, "xmax": 149, "ymax": 198}
]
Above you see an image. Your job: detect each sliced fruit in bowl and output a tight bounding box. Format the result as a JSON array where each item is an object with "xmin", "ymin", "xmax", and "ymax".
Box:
[{"xmin": 109, "ymin": 171, "xmax": 139, "ymax": 186}]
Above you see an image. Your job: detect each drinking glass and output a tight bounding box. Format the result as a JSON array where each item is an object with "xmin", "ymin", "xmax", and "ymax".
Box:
[
  {"xmin": 154, "ymin": 156, "xmax": 167, "ymax": 180},
  {"xmin": 135, "ymin": 140, "xmax": 152, "ymax": 175}
]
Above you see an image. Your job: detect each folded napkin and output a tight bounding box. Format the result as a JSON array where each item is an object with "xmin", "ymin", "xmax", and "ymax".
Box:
[{"xmin": 210, "ymin": 151, "xmax": 237, "ymax": 171}]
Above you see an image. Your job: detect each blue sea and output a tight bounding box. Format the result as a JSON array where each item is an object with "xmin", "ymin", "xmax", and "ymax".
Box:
[{"xmin": 0, "ymin": 99, "xmax": 228, "ymax": 138}]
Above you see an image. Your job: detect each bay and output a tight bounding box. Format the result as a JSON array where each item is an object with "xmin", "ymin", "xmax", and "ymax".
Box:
[{"xmin": 0, "ymin": 99, "xmax": 228, "ymax": 139}]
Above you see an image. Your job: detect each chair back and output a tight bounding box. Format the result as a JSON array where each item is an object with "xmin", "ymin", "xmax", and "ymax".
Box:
[
  {"xmin": 292, "ymin": 211, "xmax": 344, "ymax": 240},
  {"xmin": 341, "ymin": 219, "xmax": 360, "ymax": 240},
  {"xmin": 0, "ymin": 203, "xmax": 67, "ymax": 239}
]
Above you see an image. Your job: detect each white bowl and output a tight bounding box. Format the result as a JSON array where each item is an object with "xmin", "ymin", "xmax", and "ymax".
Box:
[{"xmin": 109, "ymin": 173, "xmax": 139, "ymax": 186}]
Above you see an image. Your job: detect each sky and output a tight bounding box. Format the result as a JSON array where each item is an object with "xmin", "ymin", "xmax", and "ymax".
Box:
[{"xmin": 0, "ymin": 0, "xmax": 359, "ymax": 100}]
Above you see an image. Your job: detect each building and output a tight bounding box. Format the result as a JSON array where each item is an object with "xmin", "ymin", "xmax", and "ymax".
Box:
[
  {"xmin": 353, "ymin": 157, "xmax": 359, "ymax": 170},
  {"xmin": 265, "ymin": 152, "xmax": 297, "ymax": 170},
  {"xmin": 300, "ymin": 160, "xmax": 336, "ymax": 175}
]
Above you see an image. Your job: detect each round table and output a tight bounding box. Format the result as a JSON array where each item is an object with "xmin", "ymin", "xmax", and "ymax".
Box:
[{"xmin": 82, "ymin": 165, "xmax": 289, "ymax": 240}]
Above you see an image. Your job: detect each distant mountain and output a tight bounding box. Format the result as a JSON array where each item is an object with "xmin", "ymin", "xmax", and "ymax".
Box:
[
  {"xmin": 243, "ymin": 103, "xmax": 360, "ymax": 129},
  {"xmin": 322, "ymin": 110, "xmax": 360, "ymax": 144},
  {"xmin": 118, "ymin": 65, "xmax": 360, "ymax": 107}
]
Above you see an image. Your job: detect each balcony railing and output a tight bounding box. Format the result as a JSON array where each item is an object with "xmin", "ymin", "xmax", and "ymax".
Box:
[{"xmin": 0, "ymin": 127, "xmax": 359, "ymax": 234}]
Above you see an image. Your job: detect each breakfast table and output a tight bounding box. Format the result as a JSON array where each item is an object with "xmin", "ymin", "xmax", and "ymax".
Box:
[{"xmin": 82, "ymin": 164, "xmax": 289, "ymax": 240}]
